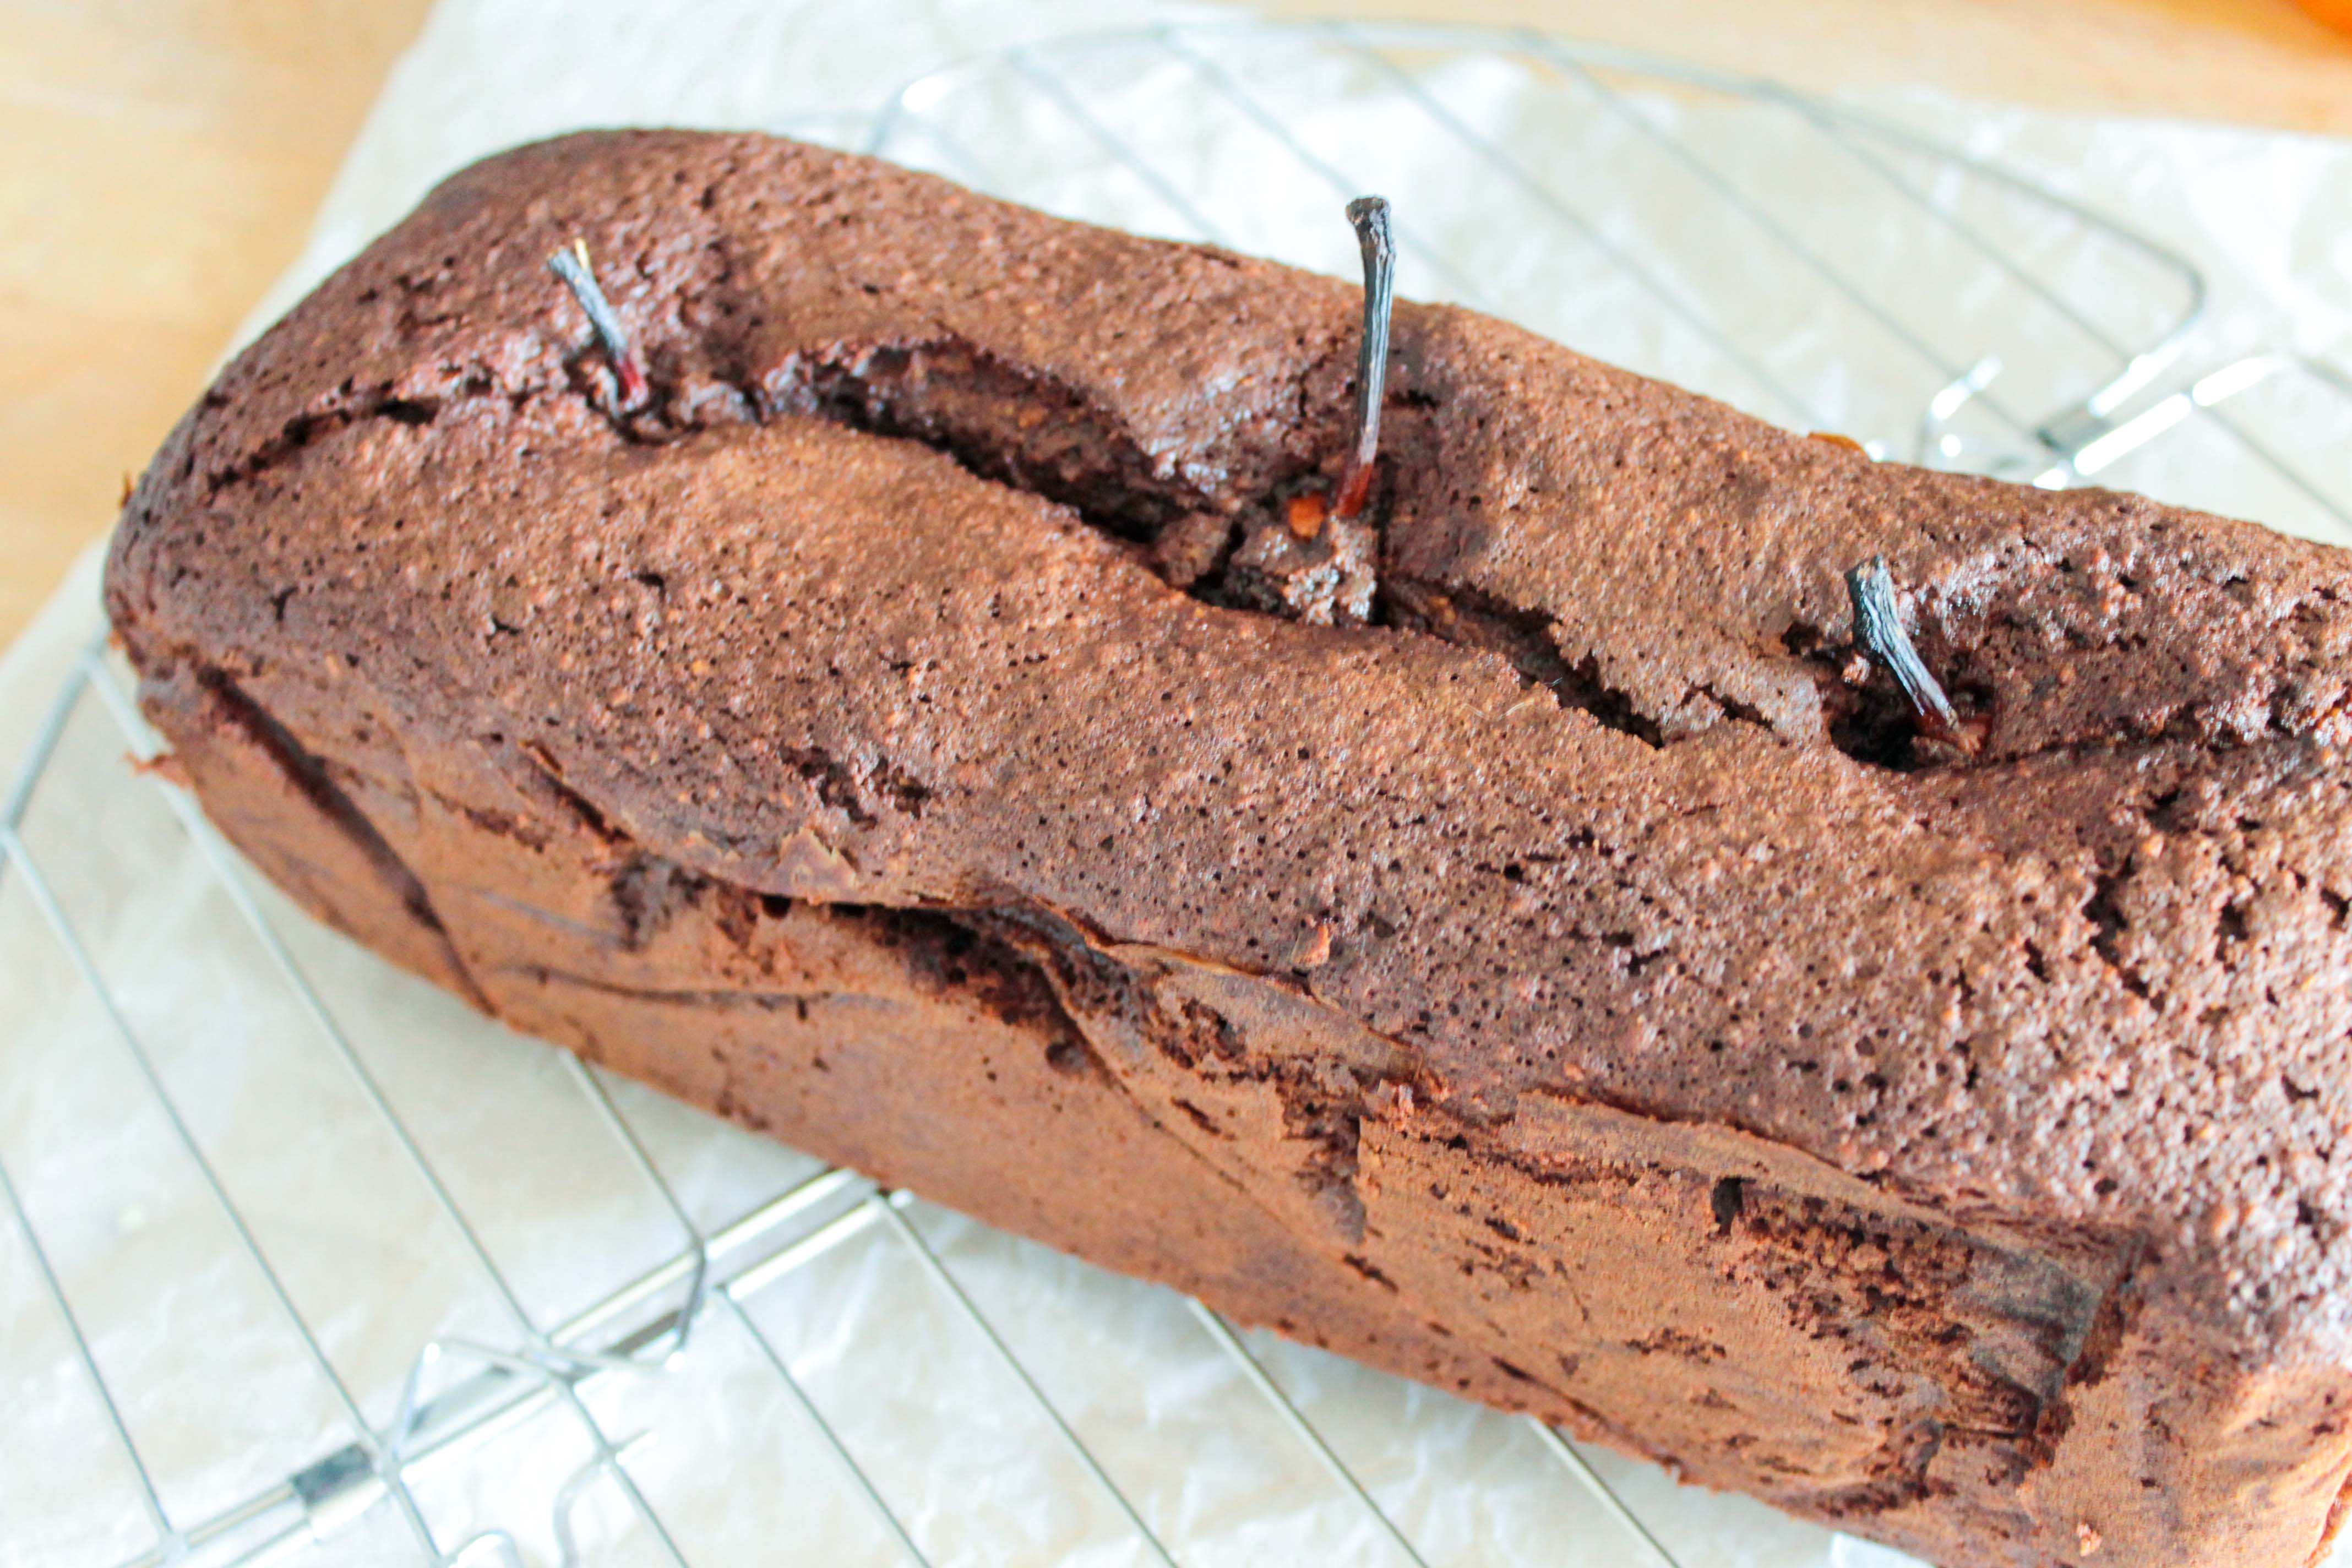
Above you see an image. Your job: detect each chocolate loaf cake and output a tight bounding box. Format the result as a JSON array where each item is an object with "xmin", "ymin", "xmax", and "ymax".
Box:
[{"xmin": 105, "ymin": 130, "xmax": 2352, "ymax": 1566}]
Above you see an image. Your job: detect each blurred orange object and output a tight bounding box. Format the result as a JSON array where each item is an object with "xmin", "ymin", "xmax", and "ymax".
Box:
[{"xmin": 2300, "ymin": 0, "xmax": 2352, "ymax": 35}]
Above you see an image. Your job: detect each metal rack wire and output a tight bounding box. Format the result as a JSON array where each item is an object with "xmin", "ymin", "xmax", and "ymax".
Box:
[{"xmin": 6, "ymin": 20, "xmax": 2350, "ymax": 1568}]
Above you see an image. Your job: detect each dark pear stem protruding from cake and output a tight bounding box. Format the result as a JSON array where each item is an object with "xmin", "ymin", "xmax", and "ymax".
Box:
[
  {"xmin": 546, "ymin": 238, "xmax": 649, "ymax": 411},
  {"xmin": 1255, "ymin": 197, "xmax": 1390, "ymax": 615},
  {"xmin": 1331, "ymin": 194, "xmax": 1396, "ymax": 524},
  {"xmin": 1846, "ymin": 556, "xmax": 1977, "ymax": 753}
]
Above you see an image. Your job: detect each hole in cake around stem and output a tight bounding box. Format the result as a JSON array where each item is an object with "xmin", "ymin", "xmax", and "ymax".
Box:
[{"xmin": 1779, "ymin": 616, "xmax": 1992, "ymax": 773}]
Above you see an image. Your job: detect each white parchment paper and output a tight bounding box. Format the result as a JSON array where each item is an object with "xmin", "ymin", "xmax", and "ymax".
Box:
[{"xmin": 4, "ymin": 3, "xmax": 2350, "ymax": 1565}]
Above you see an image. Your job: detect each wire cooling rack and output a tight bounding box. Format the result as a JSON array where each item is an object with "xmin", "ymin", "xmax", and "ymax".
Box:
[{"xmin": 7, "ymin": 20, "xmax": 2351, "ymax": 1568}]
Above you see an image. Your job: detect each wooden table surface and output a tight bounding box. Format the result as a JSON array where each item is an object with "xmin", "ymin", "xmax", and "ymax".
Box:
[{"xmin": 5, "ymin": 0, "xmax": 2348, "ymax": 648}]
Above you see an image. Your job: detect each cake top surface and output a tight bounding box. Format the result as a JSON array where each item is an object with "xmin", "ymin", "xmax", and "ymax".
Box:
[{"xmin": 108, "ymin": 129, "xmax": 2352, "ymax": 1355}]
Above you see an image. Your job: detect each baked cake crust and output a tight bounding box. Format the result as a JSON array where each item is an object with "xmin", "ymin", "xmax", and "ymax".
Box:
[{"xmin": 107, "ymin": 130, "xmax": 2352, "ymax": 1566}]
